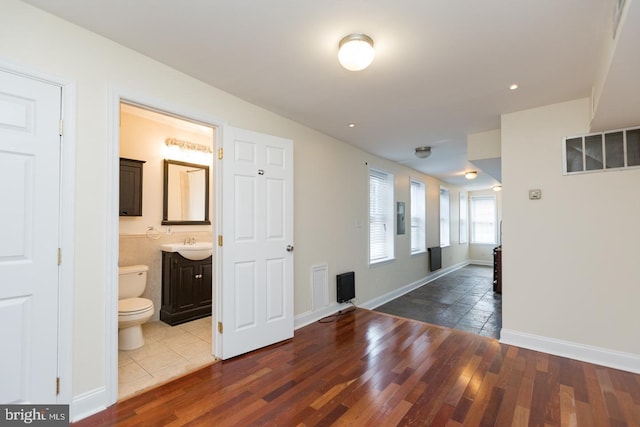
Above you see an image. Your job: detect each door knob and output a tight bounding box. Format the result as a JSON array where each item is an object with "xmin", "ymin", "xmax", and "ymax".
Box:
[{"xmin": 286, "ymin": 245, "xmax": 294, "ymax": 252}]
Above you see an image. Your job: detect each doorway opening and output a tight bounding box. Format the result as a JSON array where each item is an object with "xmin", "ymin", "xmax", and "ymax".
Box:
[{"xmin": 117, "ymin": 102, "xmax": 218, "ymax": 400}]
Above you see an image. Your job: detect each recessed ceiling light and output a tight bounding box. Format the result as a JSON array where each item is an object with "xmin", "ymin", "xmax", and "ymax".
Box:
[
  {"xmin": 348, "ymin": 123, "xmax": 356, "ymax": 128},
  {"xmin": 509, "ymin": 83, "xmax": 519, "ymax": 91}
]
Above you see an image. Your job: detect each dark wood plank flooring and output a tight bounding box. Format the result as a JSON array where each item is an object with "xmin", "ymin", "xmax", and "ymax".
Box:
[
  {"xmin": 376, "ymin": 265, "xmax": 501, "ymax": 338},
  {"xmin": 74, "ymin": 309, "xmax": 640, "ymax": 426}
]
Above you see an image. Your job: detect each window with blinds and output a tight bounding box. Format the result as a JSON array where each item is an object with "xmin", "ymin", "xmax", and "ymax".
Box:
[
  {"xmin": 410, "ymin": 179, "xmax": 426, "ymax": 254},
  {"xmin": 470, "ymin": 195, "xmax": 497, "ymax": 244},
  {"xmin": 369, "ymin": 168, "xmax": 394, "ymax": 264},
  {"xmin": 439, "ymin": 187, "xmax": 450, "ymax": 247}
]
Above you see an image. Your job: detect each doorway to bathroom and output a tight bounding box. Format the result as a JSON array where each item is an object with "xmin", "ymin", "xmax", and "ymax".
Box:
[{"xmin": 117, "ymin": 102, "xmax": 217, "ymax": 400}]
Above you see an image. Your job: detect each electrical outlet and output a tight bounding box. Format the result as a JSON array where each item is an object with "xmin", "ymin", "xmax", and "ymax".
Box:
[{"xmin": 529, "ymin": 189, "xmax": 542, "ymax": 200}]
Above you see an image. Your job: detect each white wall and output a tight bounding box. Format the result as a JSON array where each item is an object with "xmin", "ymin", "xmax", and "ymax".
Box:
[
  {"xmin": 501, "ymin": 97, "xmax": 640, "ymax": 357},
  {"xmin": 1, "ymin": 0, "xmax": 469, "ymax": 408}
]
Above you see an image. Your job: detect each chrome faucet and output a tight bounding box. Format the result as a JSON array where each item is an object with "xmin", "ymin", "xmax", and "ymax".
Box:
[{"xmin": 184, "ymin": 236, "xmax": 197, "ymax": 245}]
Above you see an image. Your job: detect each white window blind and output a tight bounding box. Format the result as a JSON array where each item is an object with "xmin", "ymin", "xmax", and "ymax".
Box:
[
  {"xmin": 470, "ymin": 195, "xmax": 496, "ymax": 244},
  {"xmin": 459, "ymin": 192, "xmax": 468, "ymax": 244},
  {"xmin": 369, "ymin": 168, "xmax": 394, "ymax": 264},
  {"xmin": 439, "ymin": 188, "xmax": 450, "ymax": 247},
  {"xmin": 410, "ymin": 179, "xmax": 426, "ymax": 254}
]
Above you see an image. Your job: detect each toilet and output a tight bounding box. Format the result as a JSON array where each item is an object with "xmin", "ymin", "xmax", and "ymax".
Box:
[{"xmin": 118, "ymin": 265, "xmax": 154, "ymax": 350}]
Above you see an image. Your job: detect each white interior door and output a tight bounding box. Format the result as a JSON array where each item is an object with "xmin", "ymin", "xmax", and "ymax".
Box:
[
  {"xmin": 0, "ymin": 70, "xmax": 61, "ymax": 403},
  {"xmin": 218, "ymin": 126, "xmax": 294, "ymax": 359}
]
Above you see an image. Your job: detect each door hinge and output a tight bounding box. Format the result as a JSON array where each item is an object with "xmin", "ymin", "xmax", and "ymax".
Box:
[
  {"xmin": 218, "ymin": 235, "xmax": 223, "ymax": 247},
  {"xmin": 57, "ymin": 248, "xmax": 62, "ymax": 265},
  {"xmin": 217, "ymin": 148, "xmax": 223, "ymax": 160},
  {"xmin": 218, "ymin": 322, "xmax": 223, "ymax": 334},
  {"xmin": 59, "ymin": 119, "xmax": 63, "ymax": 136},
  {"xmin": 56, "ymin": 377, "xmax": 60, "ymax": 395}
]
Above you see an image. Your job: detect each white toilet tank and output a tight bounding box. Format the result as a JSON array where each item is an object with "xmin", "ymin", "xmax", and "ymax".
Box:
[{"xmin": 118, "ymin": 265, "xmax": 149, "ymax": 299}]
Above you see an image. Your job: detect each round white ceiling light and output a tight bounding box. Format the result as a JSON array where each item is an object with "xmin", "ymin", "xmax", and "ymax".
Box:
[{"xmin": 338, "ymin": 34, "xmax": 375, "ymax": 71}]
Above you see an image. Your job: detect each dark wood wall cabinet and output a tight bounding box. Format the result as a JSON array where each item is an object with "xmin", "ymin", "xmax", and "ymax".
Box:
[
  {"xmin": 493, "ymin": 246, "xmax": 502, "ymax": 294},
  {"xmin": 119, "ymin": 158, "xmax": 145, "ymax": 216},
  {"xmin": 160, "ymin": 252, "xmax": 212, "ymax": 326}
]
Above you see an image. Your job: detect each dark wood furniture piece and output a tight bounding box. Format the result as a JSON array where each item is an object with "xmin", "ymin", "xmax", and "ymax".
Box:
[
  {"xmin": 119, "ymin": 158, "xmax": 145, "ymax": 216},
  {"xmin": 160, "ymin": 251, "xmax": 212, "ymax": 326},
  {"xmin": 493, "ymin": 246, "xmax": 502, "ymax": 294}
]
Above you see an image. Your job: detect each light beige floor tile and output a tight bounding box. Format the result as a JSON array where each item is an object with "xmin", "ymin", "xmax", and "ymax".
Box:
[
  {"xmin": 118, "ymin": 361, "xmax": 151, "ymax": 383},
  {"xmin": 189, "ymin": 326, "xmax": 212, "ymax": 343},
  {"xmin": 176, "ymin": 317, "xmax": 209, "ymax": 332},
  {"xmin": 118, "ymin": 351, "xmax": 134, "ymax": 367},
  {"xmin": 136, "ymin": 349, "xmax": 187, "ymax": 374},
  {"xmin": 123, "ymin": 340, "xmax": 172, "ymax": 362},
  {"xmin": 117, "ymin": 375, "xmax": 156, "ymax": 401},
  {"xmin": 159, "ymin": 331, "xmax": 202, "ymax": 350},
  {"xmin": 118, "ymin": 316, "xmax": 217, "ymax": 401},
  {"xmin": 172, "ymin": 340, "xmax": 214, "ymax": 361},
  {"xmin": 142, "ymin": 321, "xmax": 184, "ymax": 342}
]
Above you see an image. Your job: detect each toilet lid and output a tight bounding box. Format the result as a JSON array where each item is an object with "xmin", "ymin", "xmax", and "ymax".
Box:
[{"xmin": 118, "ymin": 298, "xmax": 153, "ymax": 314}]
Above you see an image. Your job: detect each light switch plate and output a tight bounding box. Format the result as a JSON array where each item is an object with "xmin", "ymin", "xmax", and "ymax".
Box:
[{"xmin": 529, "ymin": 189, "xmax": 542, "ymax": 200}]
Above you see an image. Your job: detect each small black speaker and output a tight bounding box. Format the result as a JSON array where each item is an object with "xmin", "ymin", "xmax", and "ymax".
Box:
[{"xmin": 337, "ymin": 271, "xmax": 355, "ymax": 303}]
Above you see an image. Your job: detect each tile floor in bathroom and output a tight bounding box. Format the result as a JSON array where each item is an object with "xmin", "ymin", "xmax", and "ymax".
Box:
[{"xmin": 118, "ymin": 316, "xmax": 216, "ymax": 401}]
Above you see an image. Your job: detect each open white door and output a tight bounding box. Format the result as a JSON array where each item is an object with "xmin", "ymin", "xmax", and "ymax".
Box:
[
  {"xmin": 0, "ymin": 70, "xmax": 61, "ymax": 402},
  {"xmin": 218, "ymin": 126, "xmax": 294, "ymax": 359}
]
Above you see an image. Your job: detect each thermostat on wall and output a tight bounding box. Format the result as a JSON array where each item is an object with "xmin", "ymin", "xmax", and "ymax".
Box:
[{"xmin": 529, "ymin": 189, "xmax": 542, "ymax": 200}]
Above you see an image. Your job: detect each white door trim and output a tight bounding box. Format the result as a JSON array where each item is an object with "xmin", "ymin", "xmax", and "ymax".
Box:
[
  {"xmin": 105, "ymin": 87, "xmax": 226, "ymax": 406},
  {"xmin": 0, "ymin": 59, "xmax": 77, "ymax": 405}
]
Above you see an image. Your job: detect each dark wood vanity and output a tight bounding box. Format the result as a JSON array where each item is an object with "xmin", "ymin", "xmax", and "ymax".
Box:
[{"xmin": 160, "ymin": 251, "xmax": 212, "ymax": 326}]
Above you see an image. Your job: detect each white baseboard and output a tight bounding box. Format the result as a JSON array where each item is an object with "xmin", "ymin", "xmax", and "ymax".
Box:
[
  {"xmin": 500, "ymin": 329, "xmax": 640, "ymax": 374},
  {"xmin": 361, "ymin": 261, "xmax": 469, "ymax": 310},
  {"xmin": 467, "ymin": 259, "xmax": 492, "ymax": 267},
  {"xmin": 294, "ymin": 261, "xmax": 471, "ymax": 329},
  {"xmin": 70, "ymin": 387, "xmax": 108, "ymax": 422},
  {"xmin": 294, "ymin": 302, "xmax": 354, "ymax": 330}
]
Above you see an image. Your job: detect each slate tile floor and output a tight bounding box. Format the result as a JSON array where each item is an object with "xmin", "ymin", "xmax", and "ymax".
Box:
[{"xmin": 375, "ymin": 264, "xmax": 502, "ymax": 338}]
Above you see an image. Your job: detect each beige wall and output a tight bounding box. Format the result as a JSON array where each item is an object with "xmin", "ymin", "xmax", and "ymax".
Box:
[
  {"xmin": 1, "ymin": 0, "xmax": 469, "ymax": 404},
  {"xmin": 501, "ymin": 97, "xmax": 640, "ymax": 355}
]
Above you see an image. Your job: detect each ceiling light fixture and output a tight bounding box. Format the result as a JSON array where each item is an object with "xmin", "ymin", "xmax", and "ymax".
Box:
[
  {"xmin": 414, "ymin": 146, "xmax": 432, "ymax": 159},
  {"xmin": 338, "ymin": 33, "xmax": 375, "ymax": 71},
  {"xmin": 493, "ymin": 185, "xmax": 503, "ymax": 192},
  {"xmin": 348, "ymin": 123, "xmax": 356, "ymax": 128},
  {"xmin": 509, "ymin": 83, "xmax": 519, "ymax": 90},
  {"xmin": 464, "ymin": 171, "xmax": 478, "ymax": 180}
]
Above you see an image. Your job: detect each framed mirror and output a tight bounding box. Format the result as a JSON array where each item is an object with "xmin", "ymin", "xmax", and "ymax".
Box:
[{"xmin": 162, "ymin": 159, "xmax": 211, "ymax": 225}]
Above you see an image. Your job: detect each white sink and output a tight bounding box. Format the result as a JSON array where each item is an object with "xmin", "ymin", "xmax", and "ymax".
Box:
[{"xmin": 160, "ymin": 242, "xmax": 213, "ymax": 261}]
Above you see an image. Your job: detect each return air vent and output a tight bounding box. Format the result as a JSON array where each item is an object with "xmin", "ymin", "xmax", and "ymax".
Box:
[{"xmin": 563, "ymin": 125, "xmax": 640, "ymax": 174}]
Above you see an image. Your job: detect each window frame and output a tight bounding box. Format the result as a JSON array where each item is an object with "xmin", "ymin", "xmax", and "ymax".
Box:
[
  {"xmin": 439, "ymin": 187, "xmax": 450, "ymax": 247},
  {"xmin": 410, "ymin": 178, "xmax": 426, "ymax": 255},
  {"xmin": 368, "ymin": 167, "xmax": 395, "ymax": 265},
  {"xmin": 470, "ymin": 195, "xmax": 497, "ymax": 245},
  {"xmin": 459, "ymin": 192, "xmax": 468, "ymax": 244}
]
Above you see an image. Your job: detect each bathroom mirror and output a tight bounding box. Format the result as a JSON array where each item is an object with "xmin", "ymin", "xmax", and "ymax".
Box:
[{"xmin": 162, "ymin": 159, "xmax": 211, "ymax": 225}]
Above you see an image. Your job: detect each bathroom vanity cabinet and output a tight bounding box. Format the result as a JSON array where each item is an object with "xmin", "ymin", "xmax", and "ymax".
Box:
[{"xmin": 160, "ymin": 251, "xmax": 212, "ymax": 326}]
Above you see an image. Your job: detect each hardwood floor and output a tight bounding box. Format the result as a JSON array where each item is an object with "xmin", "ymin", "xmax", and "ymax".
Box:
[{"xmin": 74, "ymin": 309, "xmax": 640, "ymax": 426}]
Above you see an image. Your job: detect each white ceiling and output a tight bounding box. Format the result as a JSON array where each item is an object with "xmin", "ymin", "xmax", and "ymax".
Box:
[{"xmin": 21, "ymin": 0, "xmax": 619, "ymax": 189}]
